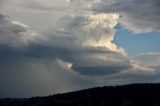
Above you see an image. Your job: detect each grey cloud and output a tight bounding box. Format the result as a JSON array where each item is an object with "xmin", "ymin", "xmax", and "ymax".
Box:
[
  {"xmin": 0, "ymin": 13, "xmax": 38, "ymax": 47},
  {"xmin": 0, "ymin": 13, "xmax": 130, "ymax": 77},
  {"xmin": 0, "ymin": 13, "xmax": 6, "ymax": 20},
  {"xmin": 0, "ymin": 34, "xmax": 129, "ymax": 76},
  {"xmin": 69, "ymin": 50, "xmax": 131, "ymax": 76},
  {"xmin": 0, "ymin": 57, "xmax": 97, "ymax": 98},
  {"xmin": 39, "ymin": 13, "xmax": 129, "ymax": 76},
  {"xmin": 17, "ymin": 0, "xmax": 160, "ymax": 33},
  {"xmin": 93, "ymin": 0, "xmax": 160, "ymax": 33},
  {"xmin": 132, "ymin": 52, "xmax": 160, "ymax": 65},
  {"xmin": 0, "ymin": 8, "xmax": 159, "ymax": 78},
  {"xmin": 25, "ymin": 0, "xmax": 70, "ymax": 12},
  {"xmin": 20, "ymin": 0, "xmax": 90, "ymax": 13},
  {"xmin": 73, "ymin": 66, "xmax": 130, "ymax": 76},
  {"xmin": 91, "ymin": 53, "xmax": 160, "ymax": 84},
  {"xmin": 112, "ymin": 53, "xmax": 160, "ymax": 84},
  {"xmin": 4, "ymin": 0, "xmax": 160, "ymax": 33}
]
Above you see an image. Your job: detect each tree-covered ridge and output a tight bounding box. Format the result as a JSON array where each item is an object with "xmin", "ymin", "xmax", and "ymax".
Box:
[{"xmin": 1, "ymin": 83, "xmax": 160, "ymax": 106}]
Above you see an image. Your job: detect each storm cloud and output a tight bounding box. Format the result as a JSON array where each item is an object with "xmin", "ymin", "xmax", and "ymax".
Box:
[{"xmin": 0, "ymin": 0, "xmax": 160, "ymax": 98}]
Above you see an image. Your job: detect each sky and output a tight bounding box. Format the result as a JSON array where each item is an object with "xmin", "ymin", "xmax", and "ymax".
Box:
[{"xmin": 0, "ymin": 0, "xmax": 160, "ymax": 98}]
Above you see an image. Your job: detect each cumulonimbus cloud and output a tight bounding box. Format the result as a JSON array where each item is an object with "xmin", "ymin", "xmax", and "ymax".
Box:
[
  {"xmin": 0, "ymin": 9, "xmax": 156, "ymax": 77},
  {"xmin": 0, "ymin": 0, "xmax": 160, "ymax": 98},
  {"xmin": 0, "ymin": 11, "xmax": 130, "ymax": 77}
]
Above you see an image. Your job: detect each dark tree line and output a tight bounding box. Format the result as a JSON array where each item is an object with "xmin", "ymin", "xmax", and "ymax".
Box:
[{"xmin": 1, "ymin": 83, "xmax": 160, "ymax": 106}]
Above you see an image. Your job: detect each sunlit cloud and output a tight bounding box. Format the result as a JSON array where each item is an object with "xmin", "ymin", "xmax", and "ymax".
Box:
[{"xmin": 83, "ymin": 13, "xmax": 126, "ymax": 56}]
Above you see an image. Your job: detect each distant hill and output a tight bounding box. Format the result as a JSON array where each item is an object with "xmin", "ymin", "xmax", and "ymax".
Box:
[{"xmin": 1, "ymin": 83, "xmax": 160, "ymax": 106}]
